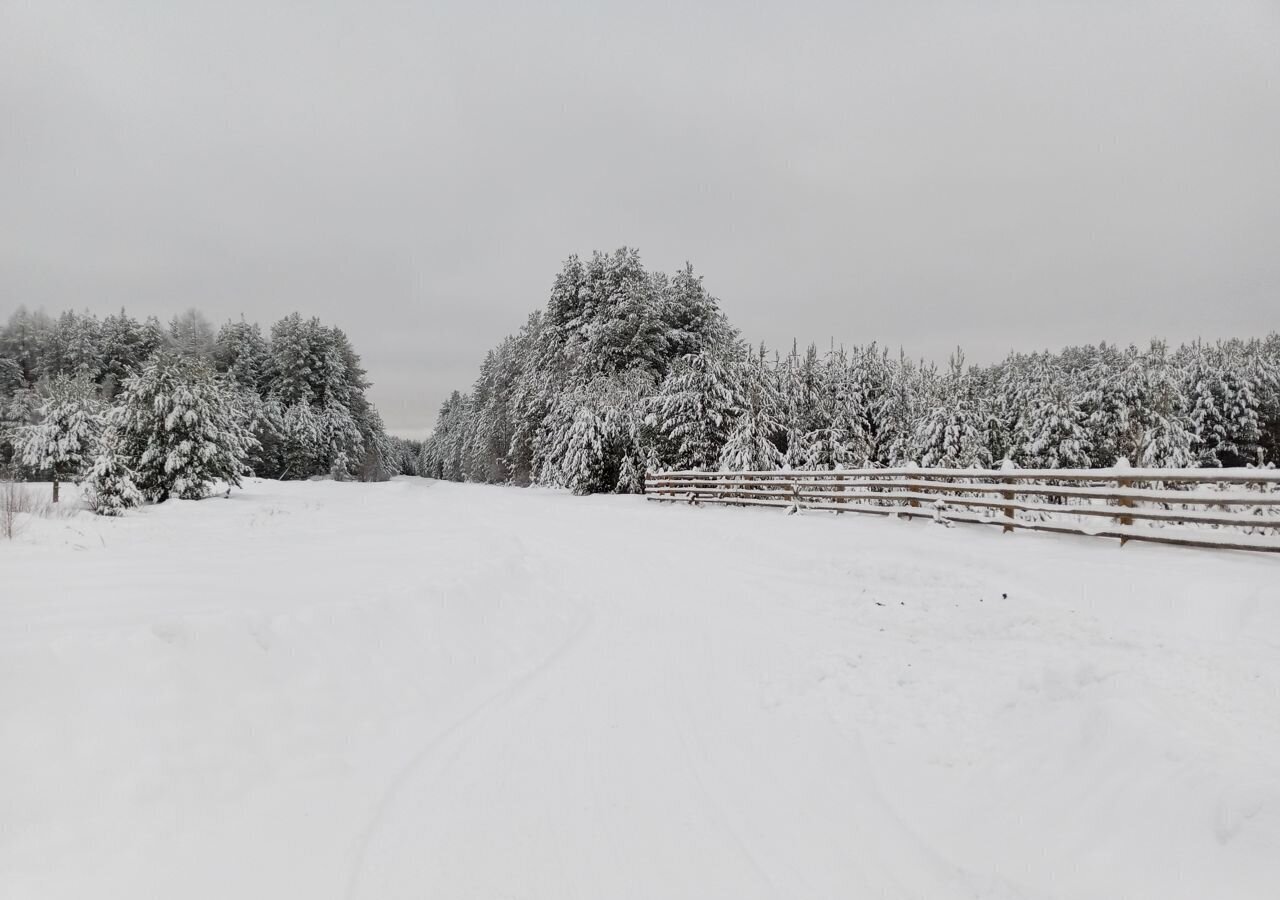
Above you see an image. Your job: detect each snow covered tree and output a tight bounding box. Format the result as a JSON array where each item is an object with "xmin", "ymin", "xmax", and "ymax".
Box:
[
  {"xmin": 62, "ymin": 311, "xmax": 103, "ymax": 379},
  {"xmin": 214, "ymin": 319, "xmax": 272, "ymax": 391},
  {"xmin": 0, "ymin": 307, "xmax": 49, "ymax": 386},
  {"xmin": 584, "ymin": 248, "xmax": 669, "ymax": 378},
  {"xmin": 99, "ymin": 309, "xmax": 161, "ymax": 398},
  {"xmin": 318, "ymin": 399, "xmax": 365, "ymax": 479},
  {"xmin": 1018, "ymin": 361, "xmax": 1091, "ymax": 469},
  {"xmin": 1185, "ymin": 343, "xmax": 1262, "ymax": 467},
  {"xmin": 661, "ymin": 263, "xmax": 733, "ymax": 363},
  {"xmin": 354, "ymin": 419, "xmax": 399, "ymax": 482},
  {"xmin": 1078, "ymin": 343, "xmax": 1130, "ymax": 467},
  {"xmin": 719, "ymin": 416, "xmax": 785, "ymax": 472},
  {"xmin": 915, "ymin": 352, "xmax": 991, "ymax": 468},
  {"xmin": 18, "ymin": 373, "xmax": 103, "ymax": 502},
  {"xmin": 788, "ymin": 347, "xmax": 873, "ymax": 470},
  {"xmin": 718, "ymin": 352, "xmax": 785, "ymax": 471},
  {"xmin": 82, "ymin": 428, "xmax": 144, "ymax": 515},
  {"xmin": 168, "ymin": 309, "xmax": 216, "ymax": 358},
  {"xmin": 1133, "ymin": 341, "xmax": 1195, "ymax": 467},
  {"xmin": 420, "ymin": 391, "xmax": 473, "ymax": 480},
  {"xmin": 420, "ymin": 249, "xmax": 1280, "ymax": 492},
  {"xmin": 1254, "ymin": 336, "xmax": 1280, "ymax": 466},
  {"xmin": 532, "ymin": 373, "xmax": 645, "ymax": 491},
  {"xmin": 646, "ymin": 349, "xmax": 744, "ymax": 470},
  {"xmin": 560, "ymin": 405, "xmax": 610, "ymax": 494},
  {"xmin": 259, "ymin": 314, "xmax": 386, "ymax": 479},
  {"xmin": 0, "ymin": 358, "xmax": 21, "ymax": 398},
  {"xmin": 615, "ymin": 451, "xmax": 644, "ymax": 494},
  {"xmin": 0, "ymin": 383, "xmax": 39, "ymax": 478},
  {"xmin": 775, "ymin": 343, "xmax": 824, "ymax": 468},
  {"xmin": 114, "ymin": 352, "xmax": 256, "ymax": 501}
]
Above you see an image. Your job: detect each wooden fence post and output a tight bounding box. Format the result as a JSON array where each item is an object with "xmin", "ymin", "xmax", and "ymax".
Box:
[
  {"xmin": 1002, "ymin": 478, "xmax": 1015, "ymax": 534},
  {"xmin": 1116, "ymin": 475, "xmax": 1133, "ymax": 546}
]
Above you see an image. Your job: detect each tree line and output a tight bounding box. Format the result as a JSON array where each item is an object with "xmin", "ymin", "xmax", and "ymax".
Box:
[
  {"xmin": 0, "ymin": 307, "xmax": 411, "ymax": 513},
  {"xmin": 421, "ymin": 247, "xmax": 1280, "ymax": 493}
]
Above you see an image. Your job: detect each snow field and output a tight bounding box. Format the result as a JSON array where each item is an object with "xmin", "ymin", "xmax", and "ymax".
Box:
[{"xmin": 2, "ymin": 477, "xmax": 1278, "ymax": 899}]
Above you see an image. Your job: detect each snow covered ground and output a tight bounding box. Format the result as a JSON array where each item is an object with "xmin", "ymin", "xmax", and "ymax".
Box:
[{"xmin": 2, "ymin": 477, "xmax": 1279, "ymax": 899}]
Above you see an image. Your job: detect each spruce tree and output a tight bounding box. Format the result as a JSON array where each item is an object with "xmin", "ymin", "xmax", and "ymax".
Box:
[{"xmin": 114, "ymin": 352, "xmax": 256, "ymax": 501}]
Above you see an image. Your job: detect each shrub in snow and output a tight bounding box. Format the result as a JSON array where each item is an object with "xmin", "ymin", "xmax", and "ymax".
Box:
[
  {"xmin": 0, "ymin": 481, "xmax": 39, "ymax": 538},
  {"xmin": 18, "ymin": 373, "xmax": 102, "ymax": 502},
  {"xmin": 82, "ymin": 430, "xmax": 143, "ymax": 516},
  {"xmin": 114, "ymin": 352, "xmax": 257, "ymax": 502}
]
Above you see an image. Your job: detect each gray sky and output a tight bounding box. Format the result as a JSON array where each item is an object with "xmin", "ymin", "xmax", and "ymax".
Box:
[{"xmin": 3, "ymin": 0, "xmax": 1279, "ymax": 436}]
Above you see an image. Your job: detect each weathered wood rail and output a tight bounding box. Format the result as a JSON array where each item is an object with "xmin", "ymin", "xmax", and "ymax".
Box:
[{"xmin": 644, "ymin": 467, "xmax": 1280, "ymax": 553}]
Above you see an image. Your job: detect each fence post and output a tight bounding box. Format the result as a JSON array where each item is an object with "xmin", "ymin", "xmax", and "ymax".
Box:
[
  {"xmin": 908, "ymin": 464, "xmax": 921, "ymax": 511},
  {"xmin": 1115, "ymin": 472, "xmax": 1134, "ymax": 546},
  {"xmin": 999, "ymin": 459, "xmax": 1017, "ymax": 533},
  {"xmin": 1002, "ymin": 480, "xmax": 1015, "ymax": 533}
]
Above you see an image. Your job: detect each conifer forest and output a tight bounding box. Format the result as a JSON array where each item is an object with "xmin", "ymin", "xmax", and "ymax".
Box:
[{"xmin": 421, "ymin": 248, "xmax": 1280, "ymax": 493}]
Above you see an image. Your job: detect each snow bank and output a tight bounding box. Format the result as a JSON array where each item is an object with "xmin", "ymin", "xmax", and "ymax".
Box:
[{"xmin": 2, "ymin": 478, "xmax": 1278, "ymax": 898}]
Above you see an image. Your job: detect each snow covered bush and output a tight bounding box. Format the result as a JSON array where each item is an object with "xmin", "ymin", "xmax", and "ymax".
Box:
[
  {"xmin": 82, "ymin": 429, "xmax": 144, "ymax": 516},
  {"xmin": 114, "ymin": 352, "xmax": 257, "ymax": 501}
]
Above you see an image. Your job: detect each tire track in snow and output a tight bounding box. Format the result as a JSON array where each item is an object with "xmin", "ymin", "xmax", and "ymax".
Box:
[
  {"xmin": 660, "ymin": 618, "xmax": 786, "ymax": 897},
  {"xmin": 343, "ymin": 500, "xmax": 597, "ymax": 900}
]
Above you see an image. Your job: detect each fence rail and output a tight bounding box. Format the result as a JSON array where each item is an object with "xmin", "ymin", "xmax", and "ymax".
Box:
[{"xmin": 643, "ymin": 467, "xmax": 1280, "ymax": 553}]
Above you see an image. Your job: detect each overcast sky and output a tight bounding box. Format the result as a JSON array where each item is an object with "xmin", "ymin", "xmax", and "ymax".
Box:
[{"xmin": 3, "ymin": 1, "xmax": 1278, "ymax": 435}]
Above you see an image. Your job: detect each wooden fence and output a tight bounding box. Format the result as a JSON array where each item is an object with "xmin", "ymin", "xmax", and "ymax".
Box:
[{"xmin": 644, "ymin": 467, "xmax": 1280, "ymax": 553}]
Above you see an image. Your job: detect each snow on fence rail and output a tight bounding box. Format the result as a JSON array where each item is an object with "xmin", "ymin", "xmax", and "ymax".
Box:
[{"xmin": 643, "ymin": 467, "xmax": 1280, "ymax": 553}]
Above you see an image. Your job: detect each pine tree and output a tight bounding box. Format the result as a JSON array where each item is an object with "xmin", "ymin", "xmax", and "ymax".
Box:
[
  {"xmin": 615, "ymin": 451, "xmax": 644, "ymax": 494},
  {"xmin": 82, "ymin": 429, "xmax": 144, "ymax": 516},
  {"xmin": 0, "ymin": 307, "xmax": 48, "ymax": 385},
  {"xmin": 915, "ymin": 352, "xmax": 991, "ymax": 468},
  {"xmin": 269, "ymin": 313, "xmax": 325, "ymax": 405},
  {"xmin": 661, "ymin": 263, "xmax": 732, "ymax": 364},
  {"xmin": 214, "ymin": 319, "xmax": 272, "ymax": 391},
  {"xmin": 1254, "ymin": 335, "xmax": 1280, "ymax": 465},
  {"xmin": 646, "ymin": 350, "xmax": 744, "ymax": 470},
  {"xmin": 718, "ymin": 352, "xmax": 785, "ymax": 471},
  {"xmin": 1018, "ymin": 361, "xmax": 1091, "ymax": 468},
  {"xmin": 114, "ymin": 353, "xmax": 256, "ymax": 501},
  {"xmin": 99, "ymin": 309, "xmax": 154, "ymax": 398},
  {"xmin": 63, "ymin": 311, "xmax": 103, "ymax": 379},
  {"xmin": 168, "ymin": 309, "xmax": 216, "ymax": 357},
  {"xmin": 18, "ymin": 373, "xmax": 103, "ymax": 502},
  {"xmin": 561, "ymin": 405, "xmax": 610, "ymax": 494},
  {"xmin": 1135, "ymin": 340, "xmax": 1195, "ymax": 467},
  {"xmin": 790, "ymin": 348, "xmax": 872, "ymax": 470},
  {"xmin": 1078, "ymin": 343, "xmax": 1129, "ymax": 467}
]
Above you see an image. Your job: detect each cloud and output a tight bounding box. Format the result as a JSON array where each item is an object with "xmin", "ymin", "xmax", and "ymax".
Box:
[{"xmin": 3, "ymin": 0, "xmax": 1278, "ymax": 430}]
